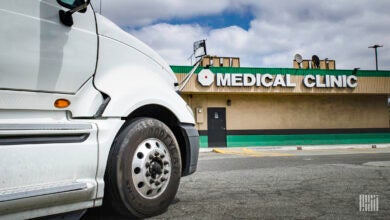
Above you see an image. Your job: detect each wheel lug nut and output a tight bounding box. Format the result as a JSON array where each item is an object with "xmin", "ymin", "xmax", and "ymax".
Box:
[
  {"xmin": 164, "ymin": 170, "xmax": 169, "ymax": 174},
  {"xmin": 163, "ymin": 161, "xmax": 169, "ymax": 166},
  {"xmin": 154, "ymin": 152, "xmax": 159, "ymax": 156},
  {"xmin": 150, "ymin": 179, "xmax": 155, "ymax": 184},
  {"xmin": 155, "ymin": 181, "xmax": 160, "ymax": 186},
  {"xmin": 160, "ymin": 154, "xmax": 165, "ymax": 159},
  {"xmin": 149, "ymin": 155, "xmax": 154, "ymax": 160},
  {"xmin": 145, "ymin": 162, "xmax": 150, "ymax": 168},
  {"xmin": 145, "ymin": 172, "xmax": 150, "ymax": 177},
  {"xmin": 161, "ymin": 177, "xmax": 166, "ymax": 182}
]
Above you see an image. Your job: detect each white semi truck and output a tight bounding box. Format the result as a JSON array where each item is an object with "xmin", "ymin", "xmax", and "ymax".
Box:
[{"xmin": 0, "ymin": 0, "xmax": 199, "ymax": 219}]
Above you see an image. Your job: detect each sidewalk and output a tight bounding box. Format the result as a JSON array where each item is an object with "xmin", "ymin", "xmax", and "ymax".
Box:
[
  {"xmin": 200, "ymin": 144, "xmax": 390, "ymax": 157},
  {"xmin": 200, "ymin": 143, "xmax": 390, "ymax": 153}
]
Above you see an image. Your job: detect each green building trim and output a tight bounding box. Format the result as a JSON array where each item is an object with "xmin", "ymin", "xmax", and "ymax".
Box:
[{"xmin": 171, "ymin": 66, "xmax": 390, "ymax": 77}]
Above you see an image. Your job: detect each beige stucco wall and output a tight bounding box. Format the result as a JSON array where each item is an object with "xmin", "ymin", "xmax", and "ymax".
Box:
[{"xmin": 182, "ymin": 94, "xmax": 389, "ymax": 131}]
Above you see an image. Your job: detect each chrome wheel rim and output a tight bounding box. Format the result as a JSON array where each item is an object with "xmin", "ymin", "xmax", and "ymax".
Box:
[{"xmin": 132, "ymin": 138, "xmax": 171, "ymax": 199}]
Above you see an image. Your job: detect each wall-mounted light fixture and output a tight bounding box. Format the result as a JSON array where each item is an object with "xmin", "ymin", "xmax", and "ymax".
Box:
[{"xmin": 227, "ymin": 99, "xmax": 231, "ymax": 106}]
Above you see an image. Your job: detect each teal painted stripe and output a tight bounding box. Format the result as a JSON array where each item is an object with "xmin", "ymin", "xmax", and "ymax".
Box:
[
  {"xmin": 171, "ymin": 66, "xmax": 390, "ymax": 77},
  {"xmin": 226, "ymin": 133, "xmax": 390, "ymax": 147},
  {"xmin": 199, "ymin": 136, "xmax": 208, "ymax": 148}
]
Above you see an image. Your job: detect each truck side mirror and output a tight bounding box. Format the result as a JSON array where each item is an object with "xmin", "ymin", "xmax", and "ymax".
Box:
[{"xmin": 57, "ymin": 0, "xmax": 90, "ymax": 27}]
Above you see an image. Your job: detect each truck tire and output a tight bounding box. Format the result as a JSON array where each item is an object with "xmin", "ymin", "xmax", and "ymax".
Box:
[{"xmin": 104, "ymin": 118, "xmax": 182, "ymax": 218}]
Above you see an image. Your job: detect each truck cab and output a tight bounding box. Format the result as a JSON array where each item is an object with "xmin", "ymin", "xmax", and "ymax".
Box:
[{"xmin": 0, "ymin": 0, "xmax": 199, "ymax": 219}]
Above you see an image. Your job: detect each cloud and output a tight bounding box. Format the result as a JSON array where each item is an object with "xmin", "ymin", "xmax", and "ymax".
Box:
[
  {"xmin": 130, "ymin": 23, "xmax": 208, "ymax": 65},
  {"xmin": 101, "ymin": 0, "xmax": 390, "ymax": 70},
  {"xmin": 100, "ymin": 0, "xmax": 233, "ymax": 27}
]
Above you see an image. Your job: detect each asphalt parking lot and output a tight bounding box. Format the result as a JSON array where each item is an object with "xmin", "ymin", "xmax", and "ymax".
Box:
[
  {"xmin": 85, "ymin": 147, "xmax": 390, "ymax": 219},
  {"xmin": 151, "ymin": 148, "xmax": 390, "ymax": 219}
]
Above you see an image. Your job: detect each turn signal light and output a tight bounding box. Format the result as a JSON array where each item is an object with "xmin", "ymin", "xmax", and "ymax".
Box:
[{"xmin": 54, "ymin": 99, "xmax": 71, "ymax": 108}]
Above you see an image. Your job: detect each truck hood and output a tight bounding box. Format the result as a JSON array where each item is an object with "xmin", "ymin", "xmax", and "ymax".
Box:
[{"xmin": 95, "ymin": 14, "xmax": 177, "ymax": 84}]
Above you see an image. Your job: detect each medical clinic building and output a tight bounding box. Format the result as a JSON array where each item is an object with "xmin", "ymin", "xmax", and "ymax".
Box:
[{"xmin": 172, "ymin": 60, "xmax": 390, "ymax": 148}]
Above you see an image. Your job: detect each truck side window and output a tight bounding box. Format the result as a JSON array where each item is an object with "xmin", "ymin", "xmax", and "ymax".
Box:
[{"xmin": 57, "ymin": 0, "xmax": 84, "ymax": 9}]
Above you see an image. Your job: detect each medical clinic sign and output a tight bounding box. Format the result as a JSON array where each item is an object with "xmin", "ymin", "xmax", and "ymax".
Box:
[{"xmin": 197, "ymin": 69, "xmax": 358, "ymax": 88}]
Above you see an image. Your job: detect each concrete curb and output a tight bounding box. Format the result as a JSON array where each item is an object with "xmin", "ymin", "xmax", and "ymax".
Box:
[{"xmin": 199, "ymin": 143, "xmax": 390, "ymax": 153}]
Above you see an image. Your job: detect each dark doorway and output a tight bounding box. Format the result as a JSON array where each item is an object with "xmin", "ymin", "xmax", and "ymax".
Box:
[{"xmin": 207, "ymin": 108, "xmax": 227, "ymax": 147}]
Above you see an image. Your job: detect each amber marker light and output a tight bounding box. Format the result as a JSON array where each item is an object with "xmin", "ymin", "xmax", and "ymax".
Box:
[{"xmin": 54, "ymin": 99, "xmax": 71, "ymax": 108}]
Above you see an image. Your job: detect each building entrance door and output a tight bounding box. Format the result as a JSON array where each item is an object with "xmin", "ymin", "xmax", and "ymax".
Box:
[{"xmin": 207, "ymin": 108, "xmax": 227, "ymax": 147}]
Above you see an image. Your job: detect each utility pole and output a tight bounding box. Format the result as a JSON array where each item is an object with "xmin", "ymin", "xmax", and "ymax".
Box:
[{"xmin": 368, "ymin": 45, "xmax": 383, "ymax": 71}]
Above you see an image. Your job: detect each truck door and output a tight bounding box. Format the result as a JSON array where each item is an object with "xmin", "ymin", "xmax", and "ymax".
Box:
[
  {"xmin": 0, "ymin": 0, "xmax": 97, "ymax": 94},
  {"xmin": 0, "ymin": 1, "xmax": 99, "ymax": 216}
]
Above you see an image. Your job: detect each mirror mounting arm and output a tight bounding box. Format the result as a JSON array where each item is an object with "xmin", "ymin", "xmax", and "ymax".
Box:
[{"xmin": 59, "ymin": 0, "xmax": 91, "ymax": 27}]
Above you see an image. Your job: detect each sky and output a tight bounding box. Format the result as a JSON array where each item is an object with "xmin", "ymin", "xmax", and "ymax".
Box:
[{"xmin": 96, "ymin": 0, "xmax": 390, "ymax": 70}]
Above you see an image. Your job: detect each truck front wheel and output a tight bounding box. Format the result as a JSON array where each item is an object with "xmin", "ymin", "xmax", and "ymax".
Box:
[{"xmin": 104, "ymin": 118, "xmax": 182, "ymax": 218}]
